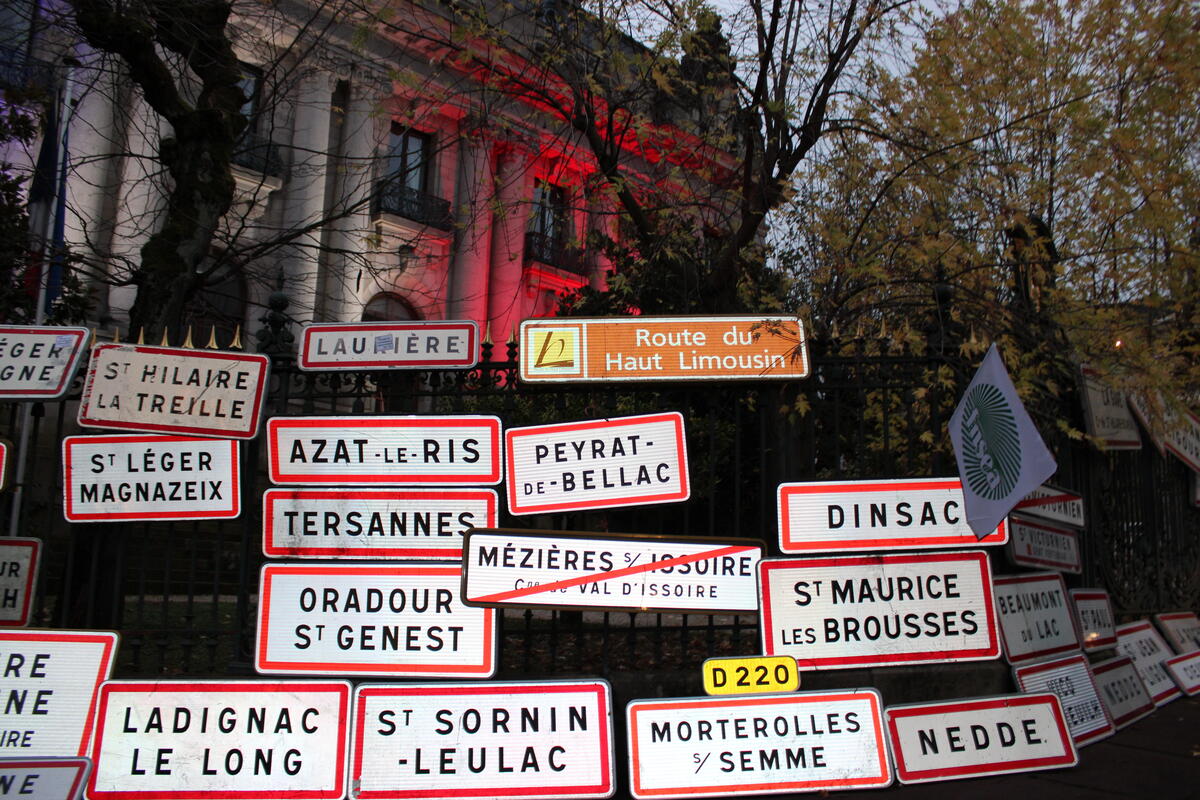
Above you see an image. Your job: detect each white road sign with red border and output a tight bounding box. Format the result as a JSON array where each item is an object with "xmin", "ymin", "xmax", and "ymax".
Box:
[
  {"xmin": 626, "ymin": 691, "xmax": 891, "ymax": 798},
  {"xmin": 1153, "ymin": 611, "xmax": 1200, "ymax": 654},
  {"xmin": 0, "ymin": 538, "xmax": 40, "ymax": 627},
  {"xmin": 86, "ymin": 680, "xmax": 349, "ymax": 800},
  {"xmin": 992, "ymin": 572, "xmax": 1080, "ymax": 664},
  {"xmin": 1007, "ymin": 515, "xmax": 1081, "ymax": 573},
  {"xmin": 1069, "ymin": 589, "xmax": 1117, "ymax": 651},
  {"xmin": 256, "ymin": 563, "xmax": 495, "ymax": 678},
  {"xmin": 267, "ymin": 416, "xmax": 502, "ymax": 485},
  {"xmin": 0, "ymin": 325, "xmax": 89, "ymax": 399},
  {"xmin": 1013, "ymin": 484, "xmax": 1085, "ymax": 528},
  {"xmin": 1080, "ymin": 366, "xmax": 1142, "ymax": 450},
  {"xmin": 63, "ymin": 435, "xmax": 239, "ymax": 522},
  {"xmin": 506, "ymin": 413, "xmax": 689, "ymax": 515},
  {"xmin": 351, "ymin": 680, "xmax": 615, "ymax": 800},
  {"xmin": 299, "ymin": 321, "xmax": 479, "ymax": 371},
  {"xmin": 885, "ymin": 693, "xmax": 1076, "ymax": 784},
  {"xmin": 776, "ymin": 477, "xmax": 1007, "ymax": 554},
  {"xmin": 262, "ymin": 488, "xmax": 497, "ymax": 560},
  {"xmin": 1090, "ymin": 655, "xmax": 1155, "ymax": 728},
  {"xmin": 78, "ymin": 345, "xmax": 269, "ymax": 439},
  {"xmin": 0, "ymin": 439, "xmax": 8, "ymax": 492},
  {"xmin": 759, "ymin": 551, "xmax": 1000, "ymax": 670},
  {"xmin": 1115, "ymin": 620, "xmax": 1182, "ymax": 705},
  {"xmin": 461, "ymin": 530, "xmax": 762, "ymax": 613},
  {"xmin": 1164, "ymin": 651, "xmax": 1200, "ymax": 696},
  {"xmin": 1013, "ymin": 654, "xmax": 1114, "ymax": 747},
  {"xmin": 0, "ymin": 757, "xmax": 91, "ymax": 800}
]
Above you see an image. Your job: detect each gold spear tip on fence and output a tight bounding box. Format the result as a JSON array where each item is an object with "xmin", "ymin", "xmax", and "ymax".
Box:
[
  {"xmin": 136, "ymin": 328, "xmax": 145, "ymax": 345},
  {"xmin": 159, "ymin": 329, "xmax": 170, "ymax": 346},
  {"xmin": 111, "ymin": 327, "xmax": 120, "ymax": 344},
  {"xmin": 482, "ymin": 322, "xmax": 492, "ymax": 346},
  {"xmin": 181, "ymin": 326, "xmax": 195, "ymax": 349},
  {"xmin": 229, "ymin": 325, "xmax": 243, "ymax": 351},
  {"xmin": 205, "ymin": 327, "xmax": 219, "ymax": 349}
]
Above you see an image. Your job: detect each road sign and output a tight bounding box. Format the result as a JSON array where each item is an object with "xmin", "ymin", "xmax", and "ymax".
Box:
[
  {"xmin": 1080, "ymin": 366, "xmax": 1141, "ymax": 450},
  {"xmin": 0, "ymin": 630, "xmax": 117, "ymax": 757},
  {"xmin": 299, "ymin": 320, "xmax": 478, "ymax": 371},
  {"xmin": 0, "ymin": 326, "xmax": 89, "ymax": 399},
  {"xmin": 1006, "ymin": 515, "xmax": 1081, "ymax": 573},
  {"xmin": 626, "ymin": 690, "xmax": 891, "ymax": 798},
  {"xmin": 256, "ymin": 563, "xmax": 495, "ymax": 678},
  {"xmin": 0, "ymin": 538, "xmax": 40, "ymax": 627},
  {"xmin": 885, "ymin": 693, "xmax": 1076, "ymax": 784},
  {"xmin": 776, "ymin": 477, "xmax": 1007, "ymax": 554},
  {"xmin": 461, "ymin": 529, "xmax": 762, "ymax": 614},
  {"xmin": 1153, "ymin": 611, "xmax": 1200, "ymax": 654},
  {"xmin": 263, "ymin": 488, "xmax": 497, "ymax": 560},
  {"xmin": 1115, "ymin": 620, "xmax": 1182, "ymax": 706},
  {"xmin": 519, "ymin": 316, "xmax": 809, "ymax": 382},
  {"xmin": 0, "ymin": 439, "xmax": 9, "ymax": 492},
  {"xmin": 1013, "ymin": 654, "xmax": 1114, "ymax": 747},
  {"xmin": 350, "ymin": 680, "xmax": 614, "ymax": 799},
  {"xmin": 267, "ymin": 416, "xmax": 502, "ymax": 485},
  {"xmin": 702, "ymin": 656, "xmax": 798, "ymax": 696},
  {"xmin": 1164, "ymin": 651, "xmax": 1200, "ymax": 696},
  {"xmin": 0, "ymin": 757, "xmax": 91, "ymax": 800},
  {"xmin": 992, "ymin": 572, "xmax": 1079, "ymax": 665},
  {"xmin": 1091, "ymin": 655, "xmax": 1155, "ymax": 728},
  {"xmin": 759, "ymin": 551, "xmax": 999, "ymax": 670},
  {"xmin": 62, "ymin": 435, "xmax": 239, "ymax": 522},
  {"xmin": 1013, "ymin": 484, "xmax": 1085, "ymax": 528},
  {"xmin": 87, "ymin": 680, "xmax": 349, "ymax": 800},
  {"xmin": 1069, "ymin": 589, "xmax": 1117, "ymax": 651},
  {"xmin": 505, "ymin": 413, "xmax": 688, "ymax": 515}
]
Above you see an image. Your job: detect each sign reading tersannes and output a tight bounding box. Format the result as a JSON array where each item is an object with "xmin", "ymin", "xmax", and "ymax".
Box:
[
  {"xmin": 298, "ymin": 320, "xmax": 478, "ymax": 371},
  {"xmin": 519, "ymin": 316, "xmax": 809, "ymax": 382},
  {"xmin": 78, "ymin": 344, "xmax": 269, "ymax": 439},
  {"xmin": 0, "ymin": 325, "xmax": 90, "ymax": 399}
]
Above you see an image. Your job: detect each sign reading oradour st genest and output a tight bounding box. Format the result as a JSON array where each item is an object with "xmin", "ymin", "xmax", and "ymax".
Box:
[
  {"xmin": 0, "ymin": 325, "xmax": 90, "ymax": 399},
  {"xmin": 992, "ymin": 572, "xmax": 1080, "ymax": 665},
  {"xmin": 78, "ymin": 344, "xmax": 269, "ymax": 439},
  {"xmin": 298, "ymin": 320, "xmax": 478, "ymax": 371}
]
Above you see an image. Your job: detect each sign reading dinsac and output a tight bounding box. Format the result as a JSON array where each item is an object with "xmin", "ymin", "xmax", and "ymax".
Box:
[
  {"xmin": 0, "ymin": 630, "xmax": 118, "ymax": 757},
  {"xmin": 1153, "ymin": 611, "xmax": 1200, "ymax": 654},
  {"xmin": 1115, "ymin": 620, "xmax": 1182, "ymax": 706},
  {"xmin": 256, "ymin": 563, "xmax": 495, "ymax": 678},
  {"xmin": 62, "ymin": 435, "xmax": 240, "ymax": 522},
  {"xmin": 702, "ymin": 656, "xmax": 799, "ymax": 696},
  {"xmin": 776, "ymin": 477, "xmax": 1007, "ymax": 554},
  {"xmin": 1006, "ymin": 515, "xmax": 1082, "ymax": 573},
  {"xmin": 1012, "ymin": 654, "xmax": 1114, "ymax": 747},
  {"xmin": 505, "ymin": 413, "xmax": 689, "ymax": 515},
  {"xmin": 0, "ymin": 538, "xmax": 40, "ymax": 627},
  {"xmin": 626, "ymin": 691, "xmax": 891, "ymax": 798},
  {"xmin": 267, "ymin": 416, "xmax": 502, "ymax": 485},
  {"xmin": 0, "ymin": 325, "xmax": 90, "ymax": 399},
  {"xmin": 758, "ymin": 551, "xmax": 999, "ymax": 670},
  {"xmin": 1165, "ymin": 651, "xmax": 1200, "ymax": 696},
  {"xmin": 1090, "ymin": 655, "xmax": 1155, "ymax": 729},
  {"xmin": 0, "ymin": 758, "xmax": 91, "ymax": 800},
  {"xmin": 992, "ymin": 572, "xmax": 1079, "ymax": 664},
  {"xmin": 519, "ymin": 316, "xmax": 809, "ymax": 382},
  {"xmin": 1012, "ymin": 484, "xmax": 1085, "ymax": 528},
  {"xmin": 78, "ymin": 345, "xmax": 270, "ymax": 439},
  {"xmin": 1079, "ymin": 367, "xmax": 1141, "ymax": 450},
  {"xmin": 298, "ymin": 320, "xmax": 479, "ymax": 371},
  {"xmin": 461, "ymin": 529, "xmax": 762, "ymax": 614},
  {"xmin": 1069, "ymin": 589, "xmax": 1117, "ymax": 651},
  {"xmin": 86, "ymin": 680, "xmax": 349, "ymax": 800},
  {"xmin": 885, "ymin": 694, "xmax": 1076, "ymax": 784},
  {"xmin": 262, "ymin": 488, "xmax": 497, "ymax": 560},
  {"xmin": 350, "ymin": 681, "xmax": 615, "ymax": 800}
]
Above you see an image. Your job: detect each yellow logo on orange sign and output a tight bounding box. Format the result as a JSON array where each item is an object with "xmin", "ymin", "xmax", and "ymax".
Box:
[{"xmin": 525, "ymin": 325, "xmax": 583, "ymax": 377}]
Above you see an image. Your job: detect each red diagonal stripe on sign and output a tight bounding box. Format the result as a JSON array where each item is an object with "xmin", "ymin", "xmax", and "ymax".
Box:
[
  {"xmin": 1016, "ymin": 493, "xmax": 1076, "ymax": 509},
  {"xmin": 471, "ymin": 544, "xmax": 755, "ymax": 603}
]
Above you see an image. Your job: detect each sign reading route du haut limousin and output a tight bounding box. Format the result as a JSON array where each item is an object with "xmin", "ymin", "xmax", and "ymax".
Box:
[
  {"xmin": 519, "ymin": 316, "xmax": 809, "ymax": 382},
  {"xmin": 298, "ymin": 320, "xmax": 479, "ymax": 371}
]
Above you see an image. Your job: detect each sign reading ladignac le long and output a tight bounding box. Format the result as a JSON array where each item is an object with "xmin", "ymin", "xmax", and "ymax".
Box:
[{"xmin": 519, "ymin": 316, "xmax": 808, "ymax": 382}]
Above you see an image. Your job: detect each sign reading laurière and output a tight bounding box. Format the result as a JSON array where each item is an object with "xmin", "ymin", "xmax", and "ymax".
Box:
[
  {"xmin": 299, "ymin": 321, "xmax": 478, "ymax": 371},
  {"xmin": 78, "ymin": 345, "xmax": 269, "ymax": 439},
  {"xmin": 0, "ymin": 325, "xmax": 90, "ymax": 399}
]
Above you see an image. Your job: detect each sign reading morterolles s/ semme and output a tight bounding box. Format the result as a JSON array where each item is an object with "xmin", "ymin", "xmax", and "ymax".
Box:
[
  {"xmin": 62, "ymin": 435, "xmax": 239, "ymax": 522},
  {"xmin": 0, "ymin": 325, "xmax": 90, "ymax": 399},
  {"xmin": 0, "ymin": 538, "xmax": 40, "ymax": 627},
  {"xmin": 519, "ymin": 316, "xmax": 809, "ymax": 382},
  {"xmin": 1012, "ymin": 654, "xmax": 1114, "ymax": 747},
  {"xmin": 992, "ymin": 572, "xmax": 1079, "ymax": 665},
  {"xmin": 262, "ymin": 488, "xmax": 497, "ymax": 560},
  {"xmin": 256, "ymin": 563, "xmax": 495, "ymax": 678},
  {"xmin": 1007, "ymin": 515, "xmax": 1081, "ymax": 573},
  {"xmin": 298, "ymin": 320, "xmax": 478, "ymax": 371},
  {"xmin": 86, "ymin": 680, "xmax": 349, "ymax": 800},
  {"xmin": 0, "ymin": 758, "xmax": 91, "ymax": 800},
  {"xmin": 351, "ymin": 681, "xmax": 615, "ymax": 800},
  {"xmin": 462, "ymin": 529, "xmax": 762, "ymax": 614},
  {"xmin": 626, "ymin": 690, "xmax": 891, "ymax": 799},
  {"xmin": 776, "ymin": 477, "xmax": 1007, "ymax": 554},
  {"xmin": 78, "ymin": 344, "xmax": 269, "ymax": 439},
  {"xmin": 759, "ymin": 551, "xmax": 999, "ymax": 670},
  {"xmin": 506, "ymin": 413, "xmax": 688, "ymax": 515}
]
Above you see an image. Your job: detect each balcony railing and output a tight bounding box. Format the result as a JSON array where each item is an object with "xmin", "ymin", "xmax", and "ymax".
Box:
[
  {"xmin": 524, "ymin": 230, "xmax": 585, "ymax": 274},
  {"xmin": 232, "ymin": 130, "xmax": 285, "ymax": 178},
  {"xmin": 0, "ymin": 45, "xmax": 55, "ymax": 97},
  {"xmin": 372, "ymin": 181, "xmax": 453, "ymax": 231}
]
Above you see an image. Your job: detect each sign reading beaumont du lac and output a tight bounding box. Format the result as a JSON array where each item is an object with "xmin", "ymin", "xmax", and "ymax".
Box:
[
  {"xmin": 519, "ymin": 316, "xmax": 809, "ymax": 382},
  {"xmin": 298, "ymin": 321, "xmax": 478, "ymax": 371}
]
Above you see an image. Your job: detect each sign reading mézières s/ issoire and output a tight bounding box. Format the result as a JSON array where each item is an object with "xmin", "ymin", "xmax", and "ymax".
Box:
[
  {"xmin": 0, "ymin": 325, "xmax": 90, "ymax": 399},
  {"xmin": 298, "ymin": 321, "xmax": 478, "ymax": 371},
  {"xmin": 78, "ymin": 344, "xmax": 270, "ymax": 439}
]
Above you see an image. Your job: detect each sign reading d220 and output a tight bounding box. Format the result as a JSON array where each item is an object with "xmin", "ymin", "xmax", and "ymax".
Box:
[
  {"xmin": 87, "ymin": 680, "xmax": 349, "ymax": 800},
  {"xmin": 0, "ymin": 325, "xmax": 90, "ymax": 399},
  {"xmin": 299, "ymin": 320, "xmax": 478, "ymax": 371},
  {"xmin": 626, "ymin": 690, "xmax": 891, "ymax": 799},
  {"xmin": 520, "ymin": 316, "xmax": 809, "ymax": 382},
  {"xmin": 992, "ymin": 572, "xmax": 1080, "ymax": 665},
  {"xmin": 506, "ymin": 413, "xmax": 688, "ymax": 515},
  {"xmin": 702, "ymin": 656, "xmax": 799, "ymax": 696}
]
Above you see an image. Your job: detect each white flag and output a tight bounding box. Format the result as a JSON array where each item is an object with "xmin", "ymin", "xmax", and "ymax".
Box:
[{"xmin": 948, "ymin": 344, "xmax": 1057, "ymax": 539}]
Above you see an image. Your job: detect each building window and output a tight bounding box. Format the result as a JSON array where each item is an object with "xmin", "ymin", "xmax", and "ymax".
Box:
[
  {"xmin": 526, "ymin": 180, "xmax": 583, "ymax": 273},
  {"xmin": 362, "ymin": 292, "xmax": 417, "ymax": 322},
  {"xmin": 373, "ymin": 124, "xmax": 451, "ymax": 229},
  {"xmin": 236, "ymin": 64, "xmax": 262, "ymax": 135},
  {"xmin": 387, "ymin": 125, "xmax": 431, "ymax": 193}
]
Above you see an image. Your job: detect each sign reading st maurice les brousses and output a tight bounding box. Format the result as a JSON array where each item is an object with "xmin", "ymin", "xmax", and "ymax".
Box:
[
  {"xmin": 351, "ymin": 681, "xmax": 615, "ymax": 800},
  {"xmin": 1012, "ymin": 483, "xmax": 1085, "ymax": 528},
  {"xmin": 461, "ymin": 529, "xmax": 762, "ymax": 614},
  {"xmin": 776, "ymin": 477, "xmax": 1007, "ymax": 554},
  {"xmin": 298, "ymin": 321, "xmax": 479, "ymax": 371},
  {"xmin": 262, "ymin": 488, "xmax": 497, "ymax": 560},
  {"xmin": 0, "ymin": 758, "xmax": 91, "ymax": 800},
  {"xmin": 519, "ymin": 316, "xmax": 809, "ymax": 382},
  {"xmin": 0, "ymin": 538, "xmax": 40, "ymax": 627},
  {"xmin": 1115, "ymin": 620, "xmax": 1182, "ymax": 706},
  {"xmin": 87, "ymin": 680, "xmax": 349, "ymax": 800},
  {"xmin": 992, "ymin": 572, "xmax": 1080, "ymax": 665},
  {"xmin": 0, "ymin": 325, "xmax": 90, "ymax": 399},
  {"xmin": 78, "ymin": 345, "xmax": 270, "ymax": 439},
  {"xmin": 62, "ymin": 435, "xmax": 239, "ymax": 522},
  {"xmin": 256, "ymin": 564, "xmax": 495, "ymax": 679},
  {"xmin": 505, "ymin": 413, "xmax": 689, "ymax": 515},
  {"xmin": 1012, "ymin": 654, "xmax": 1115, "ymax": 747},
  {"xmin": 759, "ymin": 551, "xmax": 1000, "ymax": 670},
  {"xmin": 1007, "ymin": 515, "xmax": 1081, "ymax": 573},
  {"xmin": 1153, "ymin": 611, "xmax": 1200, "ymax": 654},
  {"xmin": 1090, "ymin": 655, "xmax": 1155, "ymax": 729},
  {"xmin": 267, "ymin": 416, "xmax": 502, "ymax": 485},
  {"xmin": 1070, "ymin": 589, "xmax": 1117, "ymax": 651},
  {"xmin": 626, "ymin": 690, "xmax": 891, "ymax": 799}
]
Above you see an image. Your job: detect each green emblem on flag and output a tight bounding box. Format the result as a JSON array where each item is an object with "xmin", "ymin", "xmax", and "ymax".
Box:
[{"xmin": 959, "ymin": 383, "xmax": 1022, "ymax": 500}]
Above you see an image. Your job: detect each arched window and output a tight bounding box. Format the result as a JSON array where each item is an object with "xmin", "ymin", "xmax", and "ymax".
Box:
[{"xmin": 361, "ymin": 292, "xmax": 417, "ymax": 322}]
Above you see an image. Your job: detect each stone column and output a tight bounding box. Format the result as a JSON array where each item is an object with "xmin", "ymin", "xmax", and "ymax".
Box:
[
  {"xmin": 486, "ymin": 143, "xmax": 534, "ymax": 342},
  {"xmin": 447, "ymin": 126, "xmax": 495, "ymax": 325}
]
